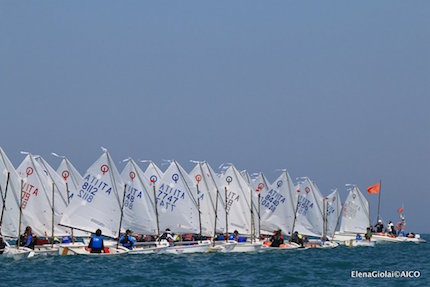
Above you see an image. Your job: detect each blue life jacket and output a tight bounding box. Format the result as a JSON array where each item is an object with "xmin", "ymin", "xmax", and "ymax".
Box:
[
  {"xmin": 120, "ymin": 235, "xmax": 135, "ymax": 248},
  {"xmin": 238, "ymin": 237, "xmax": 247, "ymax": 243},
  {"xmin": 229, "ymin": 234, "xmax": 237, "ymax": 240},
  {"xmin": 62, "ymin": 236, "xmax": 72, "ymax": 243},
  {"xmin": 91, "ymin": 235, "xmax": 103, "ymax": 249},
  {"xmin": 356, "ymin": 235, "xmax": 362, "ymax": 240},
  {"xmin": 25, "ymin": 234, "xmax": 33, "ymax": 247},
  {"xmin": 217, "ymin": 234, "xmax": 225, "ymax": 240}
]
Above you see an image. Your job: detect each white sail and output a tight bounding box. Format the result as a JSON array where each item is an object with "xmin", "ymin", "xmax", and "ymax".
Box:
[
  {"xmin": 260, "ymin": 171, "xmax": 297, "ymax": 235},
  {"xmin": 325, "ymin": 189, "xmax": 342, "ymax": 237},
  {"xmin": 0, "ymin": 147, "xmax": 21, "ymax": 237},
  {"xmin": 35, "ymin": 156, "xmax": 69, "ymax": 220},
  {"xmin": 16, "ymin": 154, "xmax": 68, "ymax": 236},
  {"xmin": 340, "ymin": 186, "xmax": 370, "ymax": 234},
  {"xmin": 56, "ymin": 157, "xmax": 83, "ymax": 201},
  {"xmin": 294, "ymin": 177, "xmax": 324, "ymax": 237},
  {"xmin": 242, "ymin": 171, "xmax": 265, "ymax": 236},
  {"xmin": 155, "ymin": 161, "xmax": 200, "ymax": 234},
  {"xmin": 189, "ymin": 162, "xmax": 227, "ymax": 236},
  {"xmin": 60, "ymin": 151, "xmax": 124, "ymax": 238},
  {"xmin": 144, "ymin": 161, "xmax": 163, "ymax": 188},
  {"xmin": 219, "ymin": 165, "xmax": 255, "ymax": 236},
  {"xmin": 120, "ymin": 159, "xmax": 158, "ymax": 235}
]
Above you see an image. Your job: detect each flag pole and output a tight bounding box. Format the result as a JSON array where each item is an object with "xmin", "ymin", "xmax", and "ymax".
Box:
[{"xmin": 377, "ymin": 180, "xmax": 382, "ymax": 221}]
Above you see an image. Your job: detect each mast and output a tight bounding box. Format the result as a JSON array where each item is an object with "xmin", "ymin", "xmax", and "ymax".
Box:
[
  {"xmin": 116, "ymin": 184, "xmax": 127, "ymax": 248},
  {"xmin": 204, "ymin": 163, "xmax": 219, "ymax": 244},
  {"xmin": 224, "ymin": 186, "xmax": 228, "ymax": 242},
  {"xmin": 65, "ymin": 182, "xmax": 74, "ymax": 242},
  {"xmin": 51, "ymin": 181, "xmax": 55, "ymax": 247},
  {"xmin": 0, "ymin": 172, "xmax": 10, "ymax": 228},
  {"xmin": 16, "ymin": 179, "xmax": 23, "ymax": 246},
  {"xmin": 376, "ymin": 180, "xmax": 382, "ymax": 222},
  {"xmin": 322, "ymin": 197, "xmax": 327, "ymax": 239}
]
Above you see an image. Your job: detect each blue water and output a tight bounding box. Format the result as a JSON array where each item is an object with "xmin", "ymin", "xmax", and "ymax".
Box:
[{"xmin": 1, "ymin": 235, "xmax": 429, "ymax": 287}]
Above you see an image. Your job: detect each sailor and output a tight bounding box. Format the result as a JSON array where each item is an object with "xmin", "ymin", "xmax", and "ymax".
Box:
[
  {"xmin": 18, "ymin": 226, "xmax": 37, "ymax": 250},
  {"xmin": 119, "ymin": 229, "xmax": 135, "ymax": 250},
  {"xmin": 375, "ymin": 219, "xmax": 384, "ymax": 233},
  {"xmin": 88, "ymin": 229, "xmax": 105, "ymax": 253},
  {"xmin": 290, "ymin": 231, "xmax": 304, "ymax": 247},
  {"xmin": 159, "ymin": 228, "xmax": 175, "ymax": 244},
  {"xmin": 0, "ymin": 235, "xmax": 6, "ymax": 254},
  {"xmin": 270, "ymin": 230, "xmax": 284, "ymax": 247},
  {"xmin": 365, "ymin": 227, "xmax": 372, "ymax": 241},
  {"xmin": 229, "ymin": 230, "xmax": 239, "ymax": 241},
  {"xmin": 355, "ymin": 233, "xmax": 362, "ymax": 240},
  {"xmin": 387, "ymin": 221, "xmax": 396, "ymax": 235}
]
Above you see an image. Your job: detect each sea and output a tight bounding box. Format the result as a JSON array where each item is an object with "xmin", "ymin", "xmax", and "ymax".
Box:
[{"xmin": 0, "ymin": 235, "xmax": 429, "ymax": 287}]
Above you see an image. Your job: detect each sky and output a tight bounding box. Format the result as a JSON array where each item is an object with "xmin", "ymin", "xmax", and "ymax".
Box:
[{"xmin": 1, "ymin": 1, "xmax": 429, "ymax": 232}]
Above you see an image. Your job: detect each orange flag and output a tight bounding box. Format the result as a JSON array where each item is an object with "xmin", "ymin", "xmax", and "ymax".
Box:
[{"xmin": 367, "ymin": 182, "xmax": 380, "ymax": 194}]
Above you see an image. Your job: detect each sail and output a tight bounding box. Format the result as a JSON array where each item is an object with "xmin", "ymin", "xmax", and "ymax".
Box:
[
  {"xmin": 120, "ymin": 159, "xmax": 158, "ymax": 235},
  {"xmin": 244, "ymin": 171, "xmax": 266, "ymax": 235},
  {"xmin": 155, "ymin": 161, "xmax": 200, "ymax": 234},
  {"xmin": 0, "ymin": 147, "xmax": 21, "ymax": 237},
  {"xmin": 340, "ymin": 186, "xmax": 370, "ymax": 234},
  {"xmin": 56, "ymin": 157, "xmax": 83, "ymax": 201},
  {"xmin": 16, "ymin": 154, "xmax": 68, "ymax": 236},
  {"xmin": 325, "ymin": 189, "xmax": 342, "ymax": 237},
  {"xmin": 260, "ymin": 171, "xmax": 297, "ymax": 235},
  {"xmin": 60, "ymin": 151, "xmax": 124, "ymax": 238},
  {"xmin": 294, "ymin": 178, "xmax": 324, "ymax": 237},
  {"xmin": 35, "ymin": 156, "xmax": 69, "ymax": 218},
  {"xmin": 144, "ymin": 161, "xmax": 163, "ymax": 187},
  {"xmin": 189, "ymin": 162, "xmax": 228, "ymax": 236},
  {"xmin": 219, "ymin": 165, "xmax": 255, "ymax": 236}
]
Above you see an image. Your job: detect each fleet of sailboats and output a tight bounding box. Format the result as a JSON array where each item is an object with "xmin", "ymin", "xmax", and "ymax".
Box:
[{"xmin": 0, "ymin": 146, "xmax": 425, "ymax": 257}]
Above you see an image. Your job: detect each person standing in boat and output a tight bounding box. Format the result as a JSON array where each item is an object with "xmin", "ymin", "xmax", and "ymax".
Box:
[
  {"xmin": 119, "ymin": 229, "xmax": 135, "ymax": 250},
  {"xmin": 18, "ymin": 226, "xmax": 37, "ymax": 250},
  {"xmin": 88, "ymin": 229, "xmax": 105, "ymax": 253},
  {"xmin": 365, "ymin": 227, "xmax": 372, "ymax": 241}
]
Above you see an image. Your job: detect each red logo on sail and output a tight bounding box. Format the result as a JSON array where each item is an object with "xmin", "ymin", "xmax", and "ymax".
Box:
[
  {"xmin": 62, "ymin": 170, "xmax": 70, "ymax": 181},
  {"xmin": 195, "ymin": 174, "xmax": 202, "ymax": 183},
  {"xmin": 101, "ymin": 164, "xmax": 109, "ymax": 175},
  {"xmin": 26, "ymin": 167, "xmax": 33, "ymax": 176},
  {"xmin": 129, "ymin": 171, "xmax": 136, "ymax": 181}
]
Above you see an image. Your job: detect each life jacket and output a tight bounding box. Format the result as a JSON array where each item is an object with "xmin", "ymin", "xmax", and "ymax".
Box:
[{"xmin": 91, "ymin": 235, "xmax": 103, "ymax": 249}]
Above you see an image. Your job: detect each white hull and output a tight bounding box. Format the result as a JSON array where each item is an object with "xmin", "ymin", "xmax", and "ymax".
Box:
[
  {"xmin": 261, "ymin": 241, "xmax": 299, "ymax": 250},
  {"xmin": 343, "ymin": 239, "xmax": 375, "ymax": 247},
  {"xmin": 306, "ymin": 240, "xmax": 339, "ymax": 249},
  {"xmin": 396, "ymin": 235, "xmax": 426, "ymax": 243},
  {"xmin": 372, "ymin": 234, "xmax": 403, "ymax": 243},
  {"xmin": 33, "ymin": 244, "xmax": 60, "ymax": 256},
  {"xmin": 164, "ymin": 241, "xmax": 210, "ymax": 254},
  {"xmin": 129, "ymin": 241, "xmax": 170, "ymax": 254},
  {"xmin": 207, "ymin": 241, "xmax": 237, "ymax": 253},
  {"xmin": 228, "ymin": 241, "xmax": 261, "ymax": 253},
  {"xmin": 3, "ymin": 246, "xmax": 34, "ymax": 259},
  {"xmin": 58, "ymin": 245, "xmax": 129, "ymax": 256}
]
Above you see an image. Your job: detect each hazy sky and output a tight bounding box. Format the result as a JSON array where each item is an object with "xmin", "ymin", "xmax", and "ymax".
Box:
[{"xmin": 1, "ymin": 1, "xmax": 429, "ymax": 232}]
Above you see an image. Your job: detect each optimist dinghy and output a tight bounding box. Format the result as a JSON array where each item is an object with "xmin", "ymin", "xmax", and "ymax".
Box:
[
  {"xmin": 262, "ymin": 241, "xmax": 299, "ymax": 250},
  {"xmin": 59, "ymin": 245, "xmax": 129, "ymax": 256},
  {"xmin": 3, "ymin": 242, "xmax": 35, "ymax": 258},
  {"xmin": 164, "ymin": 241, "xmax": 210, "ymax": 254}
]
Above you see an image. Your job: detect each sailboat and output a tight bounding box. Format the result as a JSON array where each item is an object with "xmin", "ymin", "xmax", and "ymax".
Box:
[
  {"xmin": 58, "ymin": 150, "xmax": 129, "ymax": 255},
  {"xmin": 119, "ymin": 158, "xmax": 169, "ymax": 254},
  {"xmin": 255, "ymin": 170, "xmax": 300, "ymax": 250},
  {"xmin": 16, "ymin": 153, "xmax": 73, "ymax": 255},
  {"xmin": 0, "ymin": 147, "xmax": 34, "ymax": 258},
  {"xmin": 334, "ymin": 185, "xmax": 376, "ymax": 246},
  {"xmin": 293, "ymin": 178, "xmax": 337, "ymax": 248},
  {"xmin": 219, "ymin": 165, "xmax": 261, "ymax": 252},
  {"xmin": 189, "ymin": 161, "xmax": 235, "ymax": 252},
  {"xmin": 153, "ymin": 160, "xmax": 209, "ymax": 254}
]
